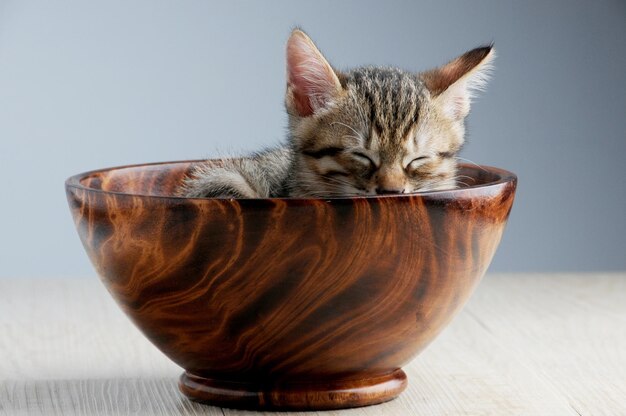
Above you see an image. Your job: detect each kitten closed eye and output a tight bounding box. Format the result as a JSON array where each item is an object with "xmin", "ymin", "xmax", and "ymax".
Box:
[
  {"xmin": 351, "ymin": 152, "xmax": 377, "ymax": 168},
  {"xmin": 407, "ymin": 156, "xmax": 430, "ymax": 169}
]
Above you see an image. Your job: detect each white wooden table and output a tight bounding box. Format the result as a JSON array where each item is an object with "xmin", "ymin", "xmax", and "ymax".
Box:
[{"xmin": 1, "ymin": 274, "xmax": 625, "ymax": 416}]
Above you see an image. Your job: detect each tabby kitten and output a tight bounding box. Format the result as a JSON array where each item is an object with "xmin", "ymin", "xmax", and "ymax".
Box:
[{"xmin": 181, "ymin": 29, "xmax": 494, "ymax": 198}]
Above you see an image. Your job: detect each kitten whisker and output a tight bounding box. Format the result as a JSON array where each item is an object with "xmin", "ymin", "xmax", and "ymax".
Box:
[
  {"xmin": 455, "ymin": 157, "xmax": 487, "ymax": 172},
  {"xmin": 297, "ymin": 174, "xmax": 367, "ymax": 197},
  {"xmin": 454, "ymin": 174, "xmax": 477, "ymax": 183},
  {"xmin": 451, "ymin": 176, "xmax": 471, "ymax": 187},
  {"xmin": 330, "ymin": 122, "xmax": 364, "ymax": 143}
]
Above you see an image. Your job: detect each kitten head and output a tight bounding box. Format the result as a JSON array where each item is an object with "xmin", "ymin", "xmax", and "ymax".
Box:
[{"xmin": 284, "ymin": 29, "xmax": 494, "ymax": 197}]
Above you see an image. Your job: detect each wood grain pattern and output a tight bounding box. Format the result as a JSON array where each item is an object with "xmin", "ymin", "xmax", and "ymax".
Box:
[
  {"xmin": 64, "ymin": 160, "xmax": 516, "ymax": 410},
  {"xmin": 2, "ymin": 275, "xmax": 625, "ymax": 415}
]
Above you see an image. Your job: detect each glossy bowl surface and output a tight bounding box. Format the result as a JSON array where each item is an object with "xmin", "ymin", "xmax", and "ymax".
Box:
[{"xmin": 66, "ymin": 160, "xmax": 516, "ymax": 410}]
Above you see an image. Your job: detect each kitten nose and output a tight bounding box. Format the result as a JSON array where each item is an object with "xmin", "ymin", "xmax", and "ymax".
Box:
[
  {"xmin": 375, "ymin": 187, "xmax": 405, "ymax": 195},
  {"xmin": 377, "ymin": 167, "xmax": 406, "ymax": 195}
]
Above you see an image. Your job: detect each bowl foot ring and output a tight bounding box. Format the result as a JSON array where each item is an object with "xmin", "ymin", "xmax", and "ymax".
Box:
[{"xmin": 179, "ymin": 369, "xmax": 407, "ymax": 410}]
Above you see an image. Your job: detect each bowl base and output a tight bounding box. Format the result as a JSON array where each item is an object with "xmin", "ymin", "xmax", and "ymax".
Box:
[{"xmin": 179, "ymin": 369, "xmax": 407, "ymax": 410}]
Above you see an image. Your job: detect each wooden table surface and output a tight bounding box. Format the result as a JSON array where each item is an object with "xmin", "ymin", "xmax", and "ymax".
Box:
[{"xmin": 1, "ymin": 273, "xmax": 625, "ymax": 416}]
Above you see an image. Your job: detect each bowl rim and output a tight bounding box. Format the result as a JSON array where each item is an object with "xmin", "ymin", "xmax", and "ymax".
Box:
[{"xmin": 65, "ymin": 159, "xmax": 517, "ymax": 202}]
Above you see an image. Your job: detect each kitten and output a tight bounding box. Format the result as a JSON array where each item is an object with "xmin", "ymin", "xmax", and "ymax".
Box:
[{"xmin": 181, "ymin": 29, "xmax": 494, "ymax": 198}]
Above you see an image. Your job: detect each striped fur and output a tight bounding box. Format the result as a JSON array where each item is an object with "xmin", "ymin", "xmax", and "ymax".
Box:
[{"xmin": 181, "ymin": 30, "xmax": 494, "ymax": 198}]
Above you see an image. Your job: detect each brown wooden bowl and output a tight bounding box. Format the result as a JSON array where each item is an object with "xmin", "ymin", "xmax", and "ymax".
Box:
[{"xmin": 65, "ymin": 160, "xmax": 516, "ymax": 411}]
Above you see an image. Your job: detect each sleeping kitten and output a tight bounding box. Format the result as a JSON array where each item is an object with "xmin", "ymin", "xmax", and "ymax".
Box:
[{"xmin": 181, "ymin": 29, "xmax": 494, "ymax": 198}]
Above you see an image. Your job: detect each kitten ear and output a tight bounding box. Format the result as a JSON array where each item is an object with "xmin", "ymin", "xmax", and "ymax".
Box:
[
  {"xmin": 422, "ymin": 45, "xmax": 495, "ymax": 120},
  {"xmin": 286, "ymin": 29, "xmax": 342, "ymax": 117}
]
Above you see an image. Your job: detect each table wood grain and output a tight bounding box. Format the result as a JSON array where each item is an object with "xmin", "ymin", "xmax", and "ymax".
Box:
[{"xmin": 1, "ymin": 274, "xmax": 624, "ymax": 415}]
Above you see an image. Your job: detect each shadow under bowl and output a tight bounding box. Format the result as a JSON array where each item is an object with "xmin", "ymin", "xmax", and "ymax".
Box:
[{"xmin": 65, "ymin": 160, "xmax": 516, "ymax": 410}]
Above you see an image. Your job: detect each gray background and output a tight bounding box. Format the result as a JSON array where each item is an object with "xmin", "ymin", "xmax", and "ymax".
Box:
[{"xmin": 1, "ymin": 0, "xmax": 625, "ymax": 278}]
